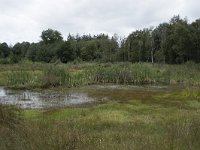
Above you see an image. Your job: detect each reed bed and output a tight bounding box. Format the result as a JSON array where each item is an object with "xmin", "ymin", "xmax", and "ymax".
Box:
[{"xmin": 0, "ymin": 62, "xmax": 199, "ymax": 89}]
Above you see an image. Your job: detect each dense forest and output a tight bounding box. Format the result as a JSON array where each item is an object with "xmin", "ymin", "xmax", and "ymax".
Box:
[{"xmin": 0, "ymin": 15, "xmax": 200, "ymax": 64}]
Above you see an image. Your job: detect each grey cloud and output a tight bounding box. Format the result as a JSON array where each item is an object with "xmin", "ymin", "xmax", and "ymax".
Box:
[{"xmin": 0, "ymin": 0, "xmax": 199, "ymax": 44}]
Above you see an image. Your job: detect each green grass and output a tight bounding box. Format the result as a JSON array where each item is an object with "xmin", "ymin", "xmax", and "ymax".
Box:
[{"xmin": 1, "ymin": 87, "xmax": 200, "ymax": 150}]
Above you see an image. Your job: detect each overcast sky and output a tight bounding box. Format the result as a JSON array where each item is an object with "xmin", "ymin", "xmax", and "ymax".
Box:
[{"xmin": 0, "ymin": 0, "xmax": 200, "ymax": 44}]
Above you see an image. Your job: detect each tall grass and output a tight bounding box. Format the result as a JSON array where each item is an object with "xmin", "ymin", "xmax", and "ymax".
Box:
[
  {"xmin": 41, "ymin": 66, "xmax": 69, "ymax": 88},
  {"xmin": 93, "ymin": 63, "xmax": 171, "ymax": 85},
  {"xmin": 166, "ymin": 114, "xmax": 200, "ymax": 150},
  {"xmin": 0, "ymin": 104, "xmax": 26, "ymax": 150},
  {"xmin": 0, "ymin": 104, "xmax": 22, "ymax": 128},
  {"xmin": 0, "ymin": 62, "xmax": 199, "ymax": 89},
  {"xmin": 3, "ymin": 70, "xmax": 42, "ymax": 89}
]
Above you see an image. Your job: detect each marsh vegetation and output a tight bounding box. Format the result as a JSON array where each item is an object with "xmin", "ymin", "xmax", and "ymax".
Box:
[
  {"xmin": 0, "ymin": 62, "xmax": 199, "ymax": 90},
  {"xmin": 1, "ymin": 85, "xmax": 200, "ymax": 150},
  {"xmin": 0, "ymin": 62, "xmax": 200, "ymax": 150}
]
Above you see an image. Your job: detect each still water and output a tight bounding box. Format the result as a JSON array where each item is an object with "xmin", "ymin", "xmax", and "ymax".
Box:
[
  {"xmin": 0, "ymin": 87, "xmax": 94, "ymax": 108},
  {"xmin": 0, "ymin": 85, "xmax": 169, "ymax": 109}
]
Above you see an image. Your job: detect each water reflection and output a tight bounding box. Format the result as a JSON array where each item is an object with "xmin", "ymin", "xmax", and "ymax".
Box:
[
  {"xmin": 0, "ymin": 87, "xmax": 6, "ymax": 97},
  {"xmin": 0, "ymin": 87, "xmax": 93, "ymax": 108}
]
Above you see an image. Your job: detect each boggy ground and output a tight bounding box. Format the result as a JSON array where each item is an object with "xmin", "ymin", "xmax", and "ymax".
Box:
[{"xmin": 1, "ymin": 85, "xmax": 200, "ymax": 150}]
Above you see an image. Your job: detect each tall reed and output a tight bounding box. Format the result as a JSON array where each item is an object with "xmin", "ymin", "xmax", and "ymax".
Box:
[{"xmin": 0, "ymin": 62, "xmax": 200, "ymax": 89}]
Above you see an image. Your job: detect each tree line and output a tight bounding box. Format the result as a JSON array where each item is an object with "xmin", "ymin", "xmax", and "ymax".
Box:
[{"xmin": 0, "ymin": 15, "xmax": 200, "ymax": 64}]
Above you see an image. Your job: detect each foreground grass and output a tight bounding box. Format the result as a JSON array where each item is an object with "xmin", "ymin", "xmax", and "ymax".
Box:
[
  {"xmin": 1, "ymin": 87, "xmax": 200, "ymax": 150},
  {"xmin": 0, "ymin": 62, "xmax": 200, "ymax": 89}
]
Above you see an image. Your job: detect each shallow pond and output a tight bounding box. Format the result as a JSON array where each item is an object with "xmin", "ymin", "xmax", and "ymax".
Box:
[
  {"xmin": 0, "ymin": 85, "xmax": 172, "ymax": 109},
  {"xmin": 0, "ymin": 87, "xmax": 94, "ymax": 108}
]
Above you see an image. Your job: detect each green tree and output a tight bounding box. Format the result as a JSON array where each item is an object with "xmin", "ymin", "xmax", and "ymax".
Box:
[
  {"xmin": 191, "ymin": 19, "xmax": 200, "ymax": 63},
  {"xmin": 80, "ymin": 40, "xmax": 97, "ymax": 61},
  {"xmin": 26, "ymin": 43, "xmax": 40, "ymax": 61},
  {"xmin": 152, "ymin": 23, "xmax": 170, "ymax": 63},
  {"xmin": 56, "ymin": 41, "xmax": 75, "ymax": 63},
  {"xmin": 0, "ymin": 42, "xmax": 10, "ymax": 58},
  {"xmin": 12, "ymin": 42, "xmax": 30, "ymax": 58},
  {"xmin": 167, "ymin": 16, "xmax": 192, "ymax": 63},
  {"xmin": 41, "ymin": 29, "xmax": 63, "ymax": 44},
  {"xmin": 9, "ymin": 42, "xmax": 30, "ymax": 63},
  {"xmin": 125, "ymin": 29, "xmax": 152, "ymax": 62}
]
